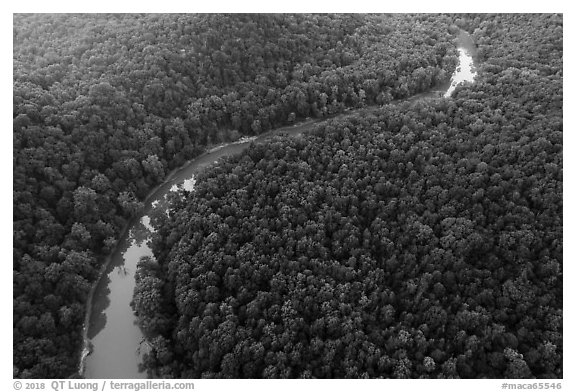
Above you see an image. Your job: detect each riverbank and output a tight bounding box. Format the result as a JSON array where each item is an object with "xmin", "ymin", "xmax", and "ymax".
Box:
[{"xmin": 80, "ymin": 29, "xmax": 477, "ymax": 378}]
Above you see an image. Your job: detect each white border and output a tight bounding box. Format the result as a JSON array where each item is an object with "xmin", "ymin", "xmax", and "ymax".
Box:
[{"xmin": 5, "ymin": 4, "xmax": 571, "ymax": 390}]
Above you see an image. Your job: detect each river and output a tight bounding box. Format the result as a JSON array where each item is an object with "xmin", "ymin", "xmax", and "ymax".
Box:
[
  {"xmin": 81, "ymin": 128, "xmax": 312, "ymax": 378},
  {"xmin": 80, "ymin": 30, "xmax": 477, "ymax": 379},
  {"xmin": 444, "ymin": 30, "xmax": 478, "ymax": 97}
]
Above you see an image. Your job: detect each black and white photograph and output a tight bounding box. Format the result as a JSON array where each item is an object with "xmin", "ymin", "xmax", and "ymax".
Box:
[{"xmin": 10, "ymin": 5, "xmax": 566, "ymax": 388}]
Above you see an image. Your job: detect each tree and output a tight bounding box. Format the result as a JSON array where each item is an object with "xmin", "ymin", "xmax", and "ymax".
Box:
[
  {"xmin": 117, "ymin": 191, "xmax": 144, "ymax": 217},
  {"xmin": 142, "ymin": 154, "xmax": 165, "ymax": 182}
]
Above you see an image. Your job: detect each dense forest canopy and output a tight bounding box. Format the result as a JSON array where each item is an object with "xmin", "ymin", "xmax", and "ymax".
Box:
[
  {"xmin": 133, "ymin": 14, "xmax": 562, "ymax": 378},
  {"xmin": 14, "ymin": 13, "xmax": 461, "ymax": 378},
  {"xmin": 13, "ymin": 13, "xmax": 562, "ymax": 379}
]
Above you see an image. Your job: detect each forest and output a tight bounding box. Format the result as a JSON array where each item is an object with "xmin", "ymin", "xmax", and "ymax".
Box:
[
  {"xmin": 133, "ymin": 14, "xmax": 562, "ymax": 378},
  {"xmin": 13, "ymin": 13, "xmax": 561, "ymax": 379}
]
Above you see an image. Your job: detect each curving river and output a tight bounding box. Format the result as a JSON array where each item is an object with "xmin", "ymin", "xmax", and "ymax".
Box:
[
  {"xmin": 80, "ymin": 30, "xmax": 477, "ymax": 379},
  {"xmin": 81, "ymin": 127, "xmax": 314, "ymax": 378}
]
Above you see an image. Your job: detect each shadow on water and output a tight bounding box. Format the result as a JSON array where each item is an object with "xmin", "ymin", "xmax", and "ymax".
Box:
[
  {"xmin": 130, "ymin": 218, "xmax": 154, "ymax": 247},
  {"xmin": 86, "ymin": 228, "xmax": 142, "ymax": 341},
  {"xmin": 83, "ymin": 212, "xmax": 157, "ymax": 378},
  {"xmin": 86, "ymin": 277, "xmax": 110, "ymax": 340},
  {"xmin": 82, "ymin": 29, "xmax": 478, "ymax": 379}
]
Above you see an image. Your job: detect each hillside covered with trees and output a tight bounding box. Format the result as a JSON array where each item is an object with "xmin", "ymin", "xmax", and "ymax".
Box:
[
  {"xmin": 14, "ymin": 13, "xmax": 461, "ymax": 378},
  {"xmin": 133, "ymin": 14, "xmax": 562, "ymax": 378}
]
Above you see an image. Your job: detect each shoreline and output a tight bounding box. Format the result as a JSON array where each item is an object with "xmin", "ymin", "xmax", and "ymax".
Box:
[
  {"xmin": 76, "ymin": 83, "xmax": 454, "ymax": 378},
  {"xmin": 77, "ymin": 29, "xmax": 477, "ymax": 378}
]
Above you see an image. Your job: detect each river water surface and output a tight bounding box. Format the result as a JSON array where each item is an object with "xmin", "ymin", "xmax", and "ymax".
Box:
[
  {"xmin": 81, "ymin": 30, "xmax": 477, "ymax": 379},
  {"xmin": 81, "ymin": 130, "xmax": 306, "ymax": 378},
  {"xmin": 444, "ymin": 31, "xmax": 477, "ymax": 97}
]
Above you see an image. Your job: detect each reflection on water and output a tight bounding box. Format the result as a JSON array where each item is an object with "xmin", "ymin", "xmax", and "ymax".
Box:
[
  {"xmin": 84, "ymin": 30, "xmax": 479, "ymax": 379},
  {"xmin": 83, "ymin": 93, "xmax": 316, "ymax": 379},
  {"xmin": 444, "ymin": 35, "xmax": 477, "ymax": 97},
  {"xmin": 141, "ymin": 216, "xmax": 155, "ymax": 232},
  {"xmin": 169, "ymin": 175, "xmax": 196, "ymax": 193},
  {"xmin": 86, "ymin": 276, "xmax": 110, "ymax": 340},
  {"xmin": 84, "ymin": 173, "xmax": 197, "ymax": 378},
  {"xmin": 84, "ymin": 221, "xmax": 153, "ymax": 378},
  {"xmin": 181, "ymin": 177, "xmax": 196, "ymax": 192}
]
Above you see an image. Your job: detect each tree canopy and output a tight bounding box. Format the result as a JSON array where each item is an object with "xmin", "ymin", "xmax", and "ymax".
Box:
[
  {"xmin": 13, "ymin": 13, "xmax": 561, "ymax": 379},
  {"xmin": 134, "ymin": 14, "xmax": 562, "ymax": 378}
]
